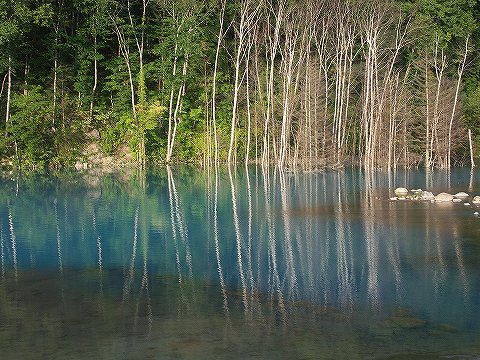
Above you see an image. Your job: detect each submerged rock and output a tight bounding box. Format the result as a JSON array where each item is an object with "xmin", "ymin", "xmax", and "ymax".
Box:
[
  {"xmin": 454, "ymin": 192, "xmax": 469, "ymax": 199},
  {"xmin": 435, "ymin": 192, "xmax": 454, "ymax": 202},
  {"xmin": 433, "ymin": 323, "xmax": 459, "ymax": 333},
  {"xmin": 394, "ymin": 187, "xmax": 408, "ymax": 197},
  {"xmin": 421, "ymin": 191, "xmax": 435, "ymax": 201},
  {"xmin": 385, "ymin": 316, "xmax": 426, "ymax": 329}
]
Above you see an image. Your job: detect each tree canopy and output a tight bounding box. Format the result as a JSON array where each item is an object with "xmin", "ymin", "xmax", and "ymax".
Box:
[{"xmin": 0, "ymin": 0, "xmax": 478, "ymax": 170}]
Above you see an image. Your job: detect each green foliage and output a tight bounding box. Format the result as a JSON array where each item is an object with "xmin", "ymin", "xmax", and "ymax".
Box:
[
  {"xmin": 8, "ymin": 87, "xmax": 54, "ymax": 167},
  {"xmin": 464, "ymin": 84, "xmax": 480, "ymax": 134},
  {"xmin": 418, "ymin": 0, "xmax": 477, "ymax": 41},
  {"xmin": 95, "ymin": 111, "xmax": 129, "ymax": 155},
  {"xmin": 143, "ymin": 100, "xmax": 167, "ymax": 131},
  {"xmin": 0, "ymin": 0, "xmax": 478, "ymax": 168}
]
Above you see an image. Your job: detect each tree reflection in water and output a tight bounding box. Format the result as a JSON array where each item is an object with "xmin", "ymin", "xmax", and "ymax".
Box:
[{"xmin": 0, "ymin": 167, "xmax": 479, "ymax": 358}]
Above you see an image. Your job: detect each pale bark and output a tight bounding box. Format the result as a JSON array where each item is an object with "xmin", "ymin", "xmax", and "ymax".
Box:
[
  {"xmin": 447, "ymin": 36, "xmax": 469, "ymax": 168},
  {"xmin": 245, "ymin": 38, "xmax": 253, "ymax": 165},
  {"xmin": 167, "ymin": 37, "xmax": 180, "ymax": 163},
  {"xmin": 111, "ymin": 16, "xmax": 138, "ymax": 123},
  {"xmin": 228, "ymin": 0, "xmax": 248, "ymax": 165},
  {"xmin": 167, "ymin": 55, "xmax": 188, "ymax": 162},
  {"xmin": 425, "ymin": 49, "xmax": 430, "ymax": 168},
  {"xmin": 432, "ymin": 37, "xmax": 446, "ymax": 166},
  {"xmin": 53, "ymin": 47, "xmax": 58, "ymax": 128},
  {"xmin": 90, "ymin": 36, "xmax": 98, "ymax": 119},
  {"xmin": 262, "ymin": 0, "xmax": 287, "ymax": 166},
  {"xmin": 468, "ymin": 129, "xmax": 475, "ymax": 168},
  {"xmin": 212, "ymin": 0, "xmax": 226, "ymax": 165},
  {"xmin": 5, "ymin": 59, "xmax": 11, "ymax": 137}
]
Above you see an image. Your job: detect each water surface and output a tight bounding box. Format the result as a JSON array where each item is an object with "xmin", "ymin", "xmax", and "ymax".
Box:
[{"xmin": 1, "ymin": 167, "xmax": 480, "ymax": 359}]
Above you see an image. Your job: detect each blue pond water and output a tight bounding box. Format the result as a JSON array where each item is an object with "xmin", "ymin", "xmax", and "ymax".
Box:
[{"xmin": 0, "ymin": 167, "xmax": 479, "ymax": 359}]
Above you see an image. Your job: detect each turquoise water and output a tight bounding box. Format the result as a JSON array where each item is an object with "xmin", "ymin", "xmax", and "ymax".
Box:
[{"xmin": 1, "ymin": 167, "xmax": 480, "ymax": 359}]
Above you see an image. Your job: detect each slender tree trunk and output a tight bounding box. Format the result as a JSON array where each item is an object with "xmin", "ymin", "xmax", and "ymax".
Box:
[
  {"xmin": 262, "ymin": 0, "xmax": 286, "ymax": 166},
  {"xmin": 167, "ymin": 55, "xmax": 188, "ymax": 162},
  {"xmin": 111, "ymin": 16, "xmax": 138, "ymax": 124},
  {"xmin": 212, "ymin": 0, "xmax": 226, "ymax": 165},
  {"xmin": 425, "ymin": 49, "xmax": 430, "ymax": 169},
  {"xmin": 167, "ymin": 37, "xmax": 179, "ymax": 163},
  {"xmin": 53, "ymin": 45, "xmax": 58, "ymax": 129},
  {"xmin": 228, "ymin": 12, "xmax": 246, "ymax": 165},
  {"xmin": 468, "ymin": 129, "xmax": 475, "ymax": 167},
  {"xmin": 90, "ymin": 36, "xmax": 98, "ymax": 119},
  {"xmin": 447, "ymin": 36, "xmax": 468, "ymax": 168},
  {"xmin": 126, "ymin": 59, "xmax": 137, "ymax": 123},
  {"xmin": 5, "ymin": 58, "xmax": 11, "ymax": 137},
  {"xmin": 245, "ymin": 40, "xmax": 252, "ymax": 166},
  {"xmin": 24, "ymin": 55, "xmax": 29, "ymax": 95},
  {"xmin": 432, "ymin": 38, "xmax": 446, "ymax": 166}
]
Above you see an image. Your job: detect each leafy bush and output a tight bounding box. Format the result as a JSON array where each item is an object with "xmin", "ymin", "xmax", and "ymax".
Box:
[{"xmin": 8, "ymin": 87, "xmax": 54, "ymax": 168}]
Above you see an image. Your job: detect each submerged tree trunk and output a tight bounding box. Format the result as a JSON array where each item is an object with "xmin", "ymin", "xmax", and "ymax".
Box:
[{"xmin": 468, "ymin": 129, "xmax": 475, "ymax": 168}]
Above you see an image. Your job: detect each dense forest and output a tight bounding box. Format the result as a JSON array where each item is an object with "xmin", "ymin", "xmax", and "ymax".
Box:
[{"xmin": 0, "ymin": 0, "xmax": 479, "ymax": 170}]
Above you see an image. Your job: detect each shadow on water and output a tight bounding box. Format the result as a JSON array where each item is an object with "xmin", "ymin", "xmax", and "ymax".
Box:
[{"xmin": 0, "ymin": 166, "xmax": 480, "ymax": 359}]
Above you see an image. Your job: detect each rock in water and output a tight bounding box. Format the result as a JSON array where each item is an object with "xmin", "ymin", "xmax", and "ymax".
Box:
[
  {"xmin": 395, "ymin": 187, "xmax": 408, "ymax": 197},
  {"xmin": 421, "ymin": 191, "xmax": 435, "ymax": 201},
  {"xmin": 453, "ymin": 192, "xmax": 469, "ymax": 199},
  {"xmin": 435, "ymin": 192, "xmax": 454, "ymax": 202},
  {"xmin": 473, "ymin": 196, "xmax": 480, "ymax": 205}
]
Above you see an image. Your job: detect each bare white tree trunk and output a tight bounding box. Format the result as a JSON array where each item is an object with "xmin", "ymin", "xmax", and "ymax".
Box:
[
  {"xmin": 228, "ymin": 0, "xmax": 259, "ymax": 165},
  {"xmin": 245, "ymin": 37, "xmax": 253, "ymax": 166},
  {"xmin": 166, "ymin": 36, "xmax": 179, "ymax": 163},
  {"xmin": 111, "ymin": 16, "xmax": 138, "ymax": 123},
  {"xmin": 5, "ymin": 58, "xmax": 12, "ymax": 137},
  {"xmin": 262, "ymin": 0, "xmax": 286, "ymax": 166},
  {"xmin": 468, "ymin": 129, "xmax": 475, "ymax": 167},
  {"xmin": 212, "ymin": 0, "xmax": 226, "ymax": 165},
  {"xmin": 228, "ymin": 0, "xmax": 248, "ymax": 165},
  {"xmin": 425, "ymin": 49, "xmax": 431, "ymax": 169},
  {"xmin": 90, "ymin": 36, "xmax": 98, "ymax": 119},
  {"xmin": 53, "ymin": 45, "xmax": 58, "ymax": 128},
  {"xmin": 167, "ymin": 55, "xmax": 188, "ymax": 162},
  {"xmin": 447, "ymin": 36, "xmax": 469, "ymax": 168},
  {"xmin": 432, "ymin": 36, "xmax": 446, "ymax": 167}
]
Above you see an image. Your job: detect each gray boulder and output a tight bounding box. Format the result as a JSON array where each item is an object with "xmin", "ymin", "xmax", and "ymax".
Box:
[
  {"xmin": 435, "ymin": 192, "xmax": 454, "ymax": 203},
  {"xmin": 421, "ymin": 191, "xmax": 435, "ymax": 201},
  {"xmin": 473, "ymin": 196, "xmax": 480, "ymax": 205},
  {"xmin": 410, "ymin": 189, "xmax": 423, "ymax": 200},
  {"xmin": 453, "ymin": 192, "xmax": 469, "ymax": 199},
  {"xmin": 395, "ymin": 187, "xmax": 408, "ymax": 197}
]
